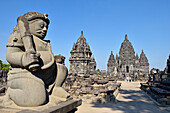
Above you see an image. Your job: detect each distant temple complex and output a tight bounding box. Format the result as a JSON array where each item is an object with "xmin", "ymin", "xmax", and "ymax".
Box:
[
  {"xmin": 66, "ymin": 31, "xmax": 120, "ymax": 103},
  {"xmin": 107, "ymin": 34, "xmax": 149, "ymax": 80},
  {"xmin": 69, "ymin": 31, "xmax": 96, "ymax": 75}
]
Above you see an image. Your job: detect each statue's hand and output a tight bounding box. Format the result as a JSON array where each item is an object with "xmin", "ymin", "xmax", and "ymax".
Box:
[{"xmin": 22, "ymin": 51, "xmax": 40, "ymax": 71}]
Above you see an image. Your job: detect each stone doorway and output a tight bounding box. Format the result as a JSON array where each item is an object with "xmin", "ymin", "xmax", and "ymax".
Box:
[{"xmin": 126, "ymin": 66, "xmax": 129, "ymax": 73}]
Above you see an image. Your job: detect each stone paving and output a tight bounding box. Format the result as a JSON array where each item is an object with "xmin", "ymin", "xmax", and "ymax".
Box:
[{"xmin": 76, "ymin": 81, "xmax": 170, "ymax": 113}]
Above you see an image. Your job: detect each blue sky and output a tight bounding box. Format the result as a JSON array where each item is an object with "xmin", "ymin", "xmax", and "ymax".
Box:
[{"xmin": 0, "ymin": 0, "xmax": 170, "ymax": 70}]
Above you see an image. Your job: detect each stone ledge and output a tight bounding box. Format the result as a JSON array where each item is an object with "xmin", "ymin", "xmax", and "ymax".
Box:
[{"xmin": 0, "ymin": 99, "xmax": 82, "ymax": 113}]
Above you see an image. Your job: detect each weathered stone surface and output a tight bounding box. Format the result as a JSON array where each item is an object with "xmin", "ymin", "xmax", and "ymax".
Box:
[
  {"xmin": 69, "ymin": 31, "xmax": 96, "ymax": 76},
  {"xmin": 0, "ymin": 99, "xmax": 82, "ymax": 113},
  {"xmin": 97, "ymin": 80, "xmax": 108, "ymax": 84},
  {"xmin": 107, "ymin": 34, "xmax": 149, "ymax": 81},
  {"xmin": 3, "ymin": 12, "xmax": 71, "ymax": 107}
]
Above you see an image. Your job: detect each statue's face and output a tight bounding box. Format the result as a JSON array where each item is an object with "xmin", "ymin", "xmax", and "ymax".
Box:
[{"xmin": 29, "ymin": 19, "xmax": 48, "ymax": 39}]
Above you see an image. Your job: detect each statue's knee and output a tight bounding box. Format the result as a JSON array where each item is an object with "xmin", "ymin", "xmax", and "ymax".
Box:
[{"xmin": 8, "ymin": 78, "xmax": 47, "ymax": 107}]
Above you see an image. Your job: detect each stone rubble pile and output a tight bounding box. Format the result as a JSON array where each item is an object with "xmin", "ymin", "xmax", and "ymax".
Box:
[
  {"xmin": 141, "ymin": 55, "xmax": 170, "ymax": 106},
  {"xmin": 63, "ymin": 73, "xmax": 121, "ymax": 103}
]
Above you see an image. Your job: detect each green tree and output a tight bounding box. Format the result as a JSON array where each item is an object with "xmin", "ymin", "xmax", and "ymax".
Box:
[
  {"xmin": 1, "ymin": 64, "xmax": 10, "ymax": 72},
  {"xmin": 0, "ymin": 60, "xmax": 10, "ymax": 72}
]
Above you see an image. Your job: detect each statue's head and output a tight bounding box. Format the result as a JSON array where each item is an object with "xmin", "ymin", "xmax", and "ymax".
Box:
[{"xmin": 24, "ymin": 12, "xmax": 50, "ymax": 39}]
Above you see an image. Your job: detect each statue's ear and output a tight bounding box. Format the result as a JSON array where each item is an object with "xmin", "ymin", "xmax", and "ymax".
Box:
[{"xmin": 17, "ymin": 16, "xmax": 31, "ymax": 38}]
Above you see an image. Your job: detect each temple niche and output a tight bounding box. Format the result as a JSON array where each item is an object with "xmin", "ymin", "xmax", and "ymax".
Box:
[
  {"xmin": 107, "ymin": 34, "xmax": 149, "ymax": 81},
  {"xmin": 69, "ymin": 31, "xmax": 96, "ymax": 76}
]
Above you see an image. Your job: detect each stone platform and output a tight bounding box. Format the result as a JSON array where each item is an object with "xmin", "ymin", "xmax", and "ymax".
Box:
[
  {"xmin": 0, "ymin": 99, "xmax": 82, "ymax": 113},
  {"xmin": 140, "ymin": 82, "xmax": 170, "ymax": 106}
]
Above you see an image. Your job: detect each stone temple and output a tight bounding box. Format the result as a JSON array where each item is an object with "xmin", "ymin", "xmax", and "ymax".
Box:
[
  {"xmin": 69, "ymin": 31, "xmax": 96, "ymax": 76},
  {"xmin": 107, "ymin": 34, "xmax": 149, "ymax": 80}
]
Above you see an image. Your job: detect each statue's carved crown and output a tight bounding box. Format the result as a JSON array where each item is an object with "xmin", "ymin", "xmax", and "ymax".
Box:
[{"xmin": 23, "ymin": 12, "xmax": 50, "ymax": 24}]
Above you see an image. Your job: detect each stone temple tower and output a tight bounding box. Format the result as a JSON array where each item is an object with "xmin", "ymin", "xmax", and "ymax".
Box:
[
  {"xmin": 139, "ymin": 50, "xmax": 149, "ymax": 76},
  {"xmin": 107, "ymin": 51, "xmax": 117, "ymax": 75},
  {"xmin": 69, "ymin": 31, "xmax": 96, "ymax": 76},
  {"xmin": 107, "ymin": 34, "xmax": 149, "ymax": 80},
  {"xmin": 118, "ymin": 34, "xmax": 136, "ymax": 76}
]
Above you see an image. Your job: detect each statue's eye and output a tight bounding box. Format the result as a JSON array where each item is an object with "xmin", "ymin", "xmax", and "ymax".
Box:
[{"xmin": 40, "ymin": 24, "xmax": 44, "ymax": 28}]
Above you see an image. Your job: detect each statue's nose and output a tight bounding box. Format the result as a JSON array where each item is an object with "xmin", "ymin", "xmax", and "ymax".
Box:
[{"xmin": 43, "ymin": 27, "xmax": 47, "ymax": 31}]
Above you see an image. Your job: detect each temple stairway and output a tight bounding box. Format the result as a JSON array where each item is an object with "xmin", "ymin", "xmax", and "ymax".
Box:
[{"xmin": 76, "ymin": 81, "xmax": 169, "ymax": 113}]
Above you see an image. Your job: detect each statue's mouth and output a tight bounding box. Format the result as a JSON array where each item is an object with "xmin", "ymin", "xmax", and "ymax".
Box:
[
  {"xmin": 41, "ymin": 32, "xmax": 46, "ymax": 36},
  {"xmin": 37, "ymin": 31, "xmax": 46, "ymax": 37}
]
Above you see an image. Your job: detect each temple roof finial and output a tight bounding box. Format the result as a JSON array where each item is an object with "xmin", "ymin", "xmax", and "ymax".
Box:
[
  {"xmin": 81, "ymin": 30, "xmax": 83, "ymax": 36},
  {"xmin": 116, "ymin": 54, "xmax": 118, "ymax": 59},
  {"xmin": 125, "ymin": 34, "xmax": 128, "ymax": 40},
  {"xmin": 136, "ymin": 54, "xmax": 139, "ymax": 59}
]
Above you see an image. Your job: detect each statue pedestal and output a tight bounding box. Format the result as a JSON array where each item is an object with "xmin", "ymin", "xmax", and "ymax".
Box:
[{"xmin": 0, "ymin": 99, "xmax": 82, "ymax": 113}]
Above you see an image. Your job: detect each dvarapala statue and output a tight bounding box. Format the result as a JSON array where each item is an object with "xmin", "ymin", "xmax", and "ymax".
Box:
[{"xmin": 4, "ymin": 12, "xmax": 70, "ymax": 107}]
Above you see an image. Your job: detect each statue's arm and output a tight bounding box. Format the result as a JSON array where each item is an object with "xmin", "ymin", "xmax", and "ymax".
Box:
[{"xmin": 6, "ymin": 47, "xmax": 39, "ymax": 68}]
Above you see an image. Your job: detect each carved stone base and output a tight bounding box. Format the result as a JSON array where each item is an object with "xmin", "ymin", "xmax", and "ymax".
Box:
[{"xmin": 0, "ymin": 99, "xmax": 82, "ymax": 113}]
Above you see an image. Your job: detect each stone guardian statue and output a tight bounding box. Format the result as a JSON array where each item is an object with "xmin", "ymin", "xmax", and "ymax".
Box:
[{"xmin": 4, "ymin": 12, "xmax": 70, "ymax": 107}]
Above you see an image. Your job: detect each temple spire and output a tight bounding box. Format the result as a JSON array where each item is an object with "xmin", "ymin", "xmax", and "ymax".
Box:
[
  {"xmin": 116, "ymin": 54, "xmax": 118, "ymax": 60},
  {"xmin": 125, "ymin": 34, "xmax": 128, "ymax": 40},
  {"xmin": 69, "ymin": 31, "xmax": 94, "ymax": 75},
  {"xmin": 136, "ymin": 53, "xmax": 139, "ymax": 60},
  {"xmin": 109, "ymin": 51, "xmax": 115, "ymax": 61},
  {"xmin": 81, "ymin": 30, "xmax": 83, "ymax": 36}
]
